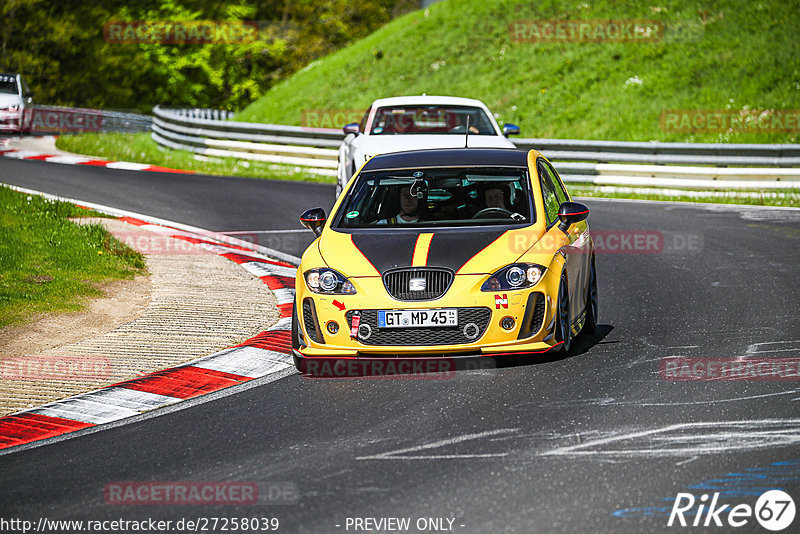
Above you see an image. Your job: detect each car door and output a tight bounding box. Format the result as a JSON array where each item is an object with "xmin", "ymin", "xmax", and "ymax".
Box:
[{"xmin": 537, "ymin": 158, "xmax": 586, "ymax": 326}]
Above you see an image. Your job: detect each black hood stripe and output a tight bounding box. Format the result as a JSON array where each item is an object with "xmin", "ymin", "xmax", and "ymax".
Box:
[{"xmin": 350, "ymin": 229, "xmax": 507, "ymax": 274}]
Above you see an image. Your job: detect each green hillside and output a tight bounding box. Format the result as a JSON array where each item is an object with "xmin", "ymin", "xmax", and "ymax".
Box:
[{"xmin": 236, "ymin": 0, "xmax": 800, "ymax": 143}]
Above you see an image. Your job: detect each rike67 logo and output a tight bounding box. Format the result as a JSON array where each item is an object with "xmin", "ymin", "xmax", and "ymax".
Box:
[{"xmin": 668, "ymin": 490, "xmax": 795, "ymax": 530}]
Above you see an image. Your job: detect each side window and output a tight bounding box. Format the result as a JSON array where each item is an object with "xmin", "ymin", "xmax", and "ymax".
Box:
[
  {"xmin": 544, "ymin": 160, "xmax": 569, "ymax": 204},
  {"xmin": 358, "ymin": 107, "xmax": 370, "ymax": 133},
  {"xmin": 537, "ymin": 160, "xmax": 560, "ymax": 225}
]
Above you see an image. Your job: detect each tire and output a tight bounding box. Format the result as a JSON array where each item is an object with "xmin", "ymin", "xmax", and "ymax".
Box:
[
  {"xmin": 582, "ymin": 255, "xmax": 598, "ymax": 335},
  {"xmin": 291, "ymin": 302, "xmax": 302, "ymax": 371},
  {"xmin": 555, "ymin": 273, "xmax": 572, "ymax": 353}
]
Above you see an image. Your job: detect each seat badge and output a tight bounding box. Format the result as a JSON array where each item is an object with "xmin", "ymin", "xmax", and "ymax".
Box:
[{"xmin": 409, "ymin": 277, "xmax": 426, "ymax": 292}]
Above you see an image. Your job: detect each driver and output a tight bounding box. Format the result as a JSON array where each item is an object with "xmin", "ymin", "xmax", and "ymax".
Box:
[
  {"xmin": 484, "ymin": 186, "xmax": 508, "ymax": 209},
  {"xmin": 479, "ymin": 182, "xmax": 510, "ymax": 210}
]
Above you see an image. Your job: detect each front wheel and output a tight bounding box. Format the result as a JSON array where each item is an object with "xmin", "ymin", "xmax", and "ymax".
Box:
[{"xmin": 555, "ymin": 273, "xmax": 572, "ymax": 353}]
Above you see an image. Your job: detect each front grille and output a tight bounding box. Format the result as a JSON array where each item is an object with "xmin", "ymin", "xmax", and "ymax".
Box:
[
  {"xmin": 382, "ymin": 268, "xmax": 453, "ymax": 301},
  {"xmin": 346, "ymin": 308, "xmax": 491, "ymax": 346},
  {"xmin": 302, "ymin": 298, "xmax": 323, "ymax": 343}
]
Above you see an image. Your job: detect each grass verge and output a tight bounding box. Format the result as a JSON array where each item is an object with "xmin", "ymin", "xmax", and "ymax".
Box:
[
  {"xmin": 571, "ymin": 185, "xmax": 800, "ymax": 207},
  {"xmin": 55, "ymin": 132, "xmax": 335, "ymax": 183},
  {"xmin": 0, "ymin": 185, "xmax": 147, "ymax": 328}
]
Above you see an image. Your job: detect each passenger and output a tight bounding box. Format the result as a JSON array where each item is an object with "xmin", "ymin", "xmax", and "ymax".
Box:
[{"xmin": 378, "ymin": 186, "xmax": 421, "ymax": 224}]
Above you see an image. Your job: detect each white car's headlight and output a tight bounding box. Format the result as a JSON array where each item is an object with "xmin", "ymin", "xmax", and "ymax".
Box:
[{"xmin": 7, "ymin": 105, "xmax": 19, "ymax": 112}]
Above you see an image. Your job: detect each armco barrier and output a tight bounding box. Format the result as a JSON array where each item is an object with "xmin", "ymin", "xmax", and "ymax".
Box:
[
  {"xmin": 151, "ymin": 106, "xmax": 800, "ymax": 188},
  {"xmin": 28, "ymin": 105, "xmax": 152, "ymax": 134}
]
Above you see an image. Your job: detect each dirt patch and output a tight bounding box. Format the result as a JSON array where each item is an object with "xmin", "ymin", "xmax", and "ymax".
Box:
[{"xmin": 0, "ymin": 275, "xmax": 152, "ymax": 358}]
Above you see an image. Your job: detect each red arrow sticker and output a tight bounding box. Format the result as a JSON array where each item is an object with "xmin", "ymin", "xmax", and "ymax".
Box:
[{"xmin": 333, "ymin": 300, "xmax": 346, "ymax": 311}]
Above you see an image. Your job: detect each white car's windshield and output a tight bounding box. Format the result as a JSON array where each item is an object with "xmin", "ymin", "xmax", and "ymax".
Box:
[
  {"xmin": 337, "ymin": 167, "xmax": 532, "ymax": 228},
  {"xmin": 369, "ymin": 105, "xmax": 496, "ymax": 136},
  {"xmin": 0, "ymin": 76, "xmax": 18, "ymax": 95}
]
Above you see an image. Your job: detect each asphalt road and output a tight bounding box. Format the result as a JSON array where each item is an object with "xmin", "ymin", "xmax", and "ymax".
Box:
[{"xmin": 2, "ymin": 157, "xmax": 800, "ymax": 533}]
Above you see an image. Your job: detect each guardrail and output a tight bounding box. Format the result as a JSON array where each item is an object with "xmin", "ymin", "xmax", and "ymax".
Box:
[
  {"xmin": 29, "ymin": 105, "xmax": 152, "ymax": 134},
  {"xmin": 151, "ymin": 106, "xmax": 800, "ymax": 188}
]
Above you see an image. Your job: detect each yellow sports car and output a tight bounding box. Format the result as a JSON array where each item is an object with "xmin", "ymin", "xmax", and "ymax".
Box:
[{"xmin": 292, "ymin": 148, "xmax": 596, "ymax": 373}]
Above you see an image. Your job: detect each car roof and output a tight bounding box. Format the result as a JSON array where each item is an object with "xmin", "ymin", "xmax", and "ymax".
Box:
[
  {"xmin": 370, "ymin": 95, "xmax": 490, "ymax": 109},
  {"xmin": 361, "ymin": 148, "xmax": 529, "ymax": 172}
]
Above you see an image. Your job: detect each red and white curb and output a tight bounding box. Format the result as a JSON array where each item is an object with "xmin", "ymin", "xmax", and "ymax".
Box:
[
  {"xmin": 0, "ymin": 142, "xmax": 193, "ymax": 174},
  {"xmin": 0, "ymin": 187, "xmax": 298, "ymax": 451}
]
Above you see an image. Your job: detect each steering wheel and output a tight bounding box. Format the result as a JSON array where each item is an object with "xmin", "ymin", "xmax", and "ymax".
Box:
[{"xmin": 472, "ymin": 207, "xmax": 515, "ymax": 219}]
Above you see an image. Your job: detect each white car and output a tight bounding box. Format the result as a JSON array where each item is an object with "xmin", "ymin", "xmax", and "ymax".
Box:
[
  {"xmin": 336, "ymin": 95, "xmax": 520, "ymax": 197},
  {"xmin": 0, "ymin": 73, "xmax": 33, "ymax": 134}
]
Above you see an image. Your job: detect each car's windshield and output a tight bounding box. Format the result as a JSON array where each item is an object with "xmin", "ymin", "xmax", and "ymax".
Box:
[
  {"xmin": 0, "ymin": 75, "xmax": 18, "ymax": 95},
  {"xmin": 369, "ymin": 105, "xmax": 496, "ymax": 135},
  {"xmin": 336, "ymin": 167, "xmax": 533, "ymax": 228}
]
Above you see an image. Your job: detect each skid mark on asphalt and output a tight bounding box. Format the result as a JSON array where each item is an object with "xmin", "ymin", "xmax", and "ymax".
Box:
[
  {"xmin": 356, "ymin": 428, "xmax": 518, "ymax": 460},
  {"xmin": 541, "ymin": 419, "xmax": 800, "ymax": 458}
]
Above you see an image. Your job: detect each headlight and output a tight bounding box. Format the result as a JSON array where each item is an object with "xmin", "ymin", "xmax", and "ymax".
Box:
[
  {"xmin": 304, "ymin": 268, "xmax": 356, "ymax": 295},
  {"xmin": 481, "ymin": 263, "xmax": 546, "ymax": 291},
  {"xmin": 8, "ymin": 105, "xmax": 19, "ymax": 112}
]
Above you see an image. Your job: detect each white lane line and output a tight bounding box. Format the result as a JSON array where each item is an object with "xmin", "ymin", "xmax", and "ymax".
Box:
[
  {"xmin": 240, "ymin": 261, "xmax": 298, "ymax": 279},
  {"xmin": 29, "ymin": 398, "xmax": 139, "ymax": 425},
  {"xmin": 191, "ymin": 346, "xmax": 292, "ymax": 378},
  {"xmin": 356, "ymin": 428, "xmax": 518, "ymax": 460},
  {"xmin": 105, "ymin": 161, "xmax": 151, "ymax": 171},
  {"xmin": 44, "ymin": 155, "xmax": 92, "ymax": 164}
]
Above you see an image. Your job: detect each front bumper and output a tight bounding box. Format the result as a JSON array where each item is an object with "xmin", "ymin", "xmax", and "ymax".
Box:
[{"xmin": 295, "ymin": 272, "xmax": 561, "ymax": 359}]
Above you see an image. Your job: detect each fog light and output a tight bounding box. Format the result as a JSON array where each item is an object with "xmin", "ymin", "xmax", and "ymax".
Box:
[
  {"xmin": 501, "ymin": 316, "xmax": 516, "ymax": 330},
  {"xmin": 326, "ymin": 321, "xmax": 339, "ymax": 335}
]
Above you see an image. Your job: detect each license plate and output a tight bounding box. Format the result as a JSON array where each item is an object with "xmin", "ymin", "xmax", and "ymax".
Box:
[{"xmin": 377, "ymin": 309, "xmax": 457, "ymax": 328}]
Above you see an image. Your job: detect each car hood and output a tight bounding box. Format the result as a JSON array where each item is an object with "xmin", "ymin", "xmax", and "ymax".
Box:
[
  {"xmin": 317, "ymin": 226, "xmax": 540, "ymax": 277},
  {"xmin": 0, "ymin": 94, "xmax": 22, "ymax": 108},
  {"xmin": 357, "ymin": 134, "xmax": 516, "ymax": 156}
]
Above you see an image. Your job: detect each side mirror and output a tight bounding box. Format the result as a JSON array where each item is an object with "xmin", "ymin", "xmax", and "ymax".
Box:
[
  {"xmin": 502, "ymin": 123, "xmax": 520, "ymax": 136},
  {"xmin": 343, "ymin": 122, "xmax": 360, "ymax": 135},
  {"xmin": 300, "ymin": 207, "xmax": 327, "ymax": 236},
  {"xmin": 557, "ymin": 201, "xmax": 589, "ymax": 233}
]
